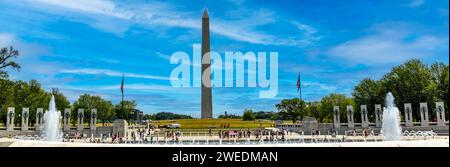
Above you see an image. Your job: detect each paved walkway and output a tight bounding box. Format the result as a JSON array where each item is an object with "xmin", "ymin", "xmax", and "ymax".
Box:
[{"xmin": 2, "ymin": 137, "xmax": 448, "ymax": 147}]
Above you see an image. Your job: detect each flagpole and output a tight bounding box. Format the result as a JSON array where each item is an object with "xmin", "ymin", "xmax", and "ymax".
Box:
[
  {"xmin": 299, "ymin": 72, "xmax": 302, "ymax": 101},
  {"xmin": 297, "ymin": 72, "xmax": 303, "ymax": 125},
  {"xmin": 121, "ymin": 74, "xmax": 124, "ymax": 119}
]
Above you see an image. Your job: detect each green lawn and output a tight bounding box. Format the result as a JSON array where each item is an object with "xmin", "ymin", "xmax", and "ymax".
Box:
[
  {"xmin": 151, "ymin": 119, "xmax": 275, "ymax": 129},
  {"xmin": 0, "ymin": 119, "xmax": 275, "ymax": 129}
]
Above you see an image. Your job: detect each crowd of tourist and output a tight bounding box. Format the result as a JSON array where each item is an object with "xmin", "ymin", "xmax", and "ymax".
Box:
[{"xmin": 60, "ymin": 123, "xmax": 384, "ymax": 144}]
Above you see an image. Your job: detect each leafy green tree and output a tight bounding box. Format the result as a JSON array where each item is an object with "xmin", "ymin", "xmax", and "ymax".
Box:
[
  {"xmin": 242, "ymin": 109, "xmax": 255, "ymax": 121},
  {"xmin": 218, "ymin": 114, "xmax": 242, "ymax": 119},
  {"xmin": 115, "ymin": 100, "xmax": 137, "ymax": 121},
  {"xmin": 275, "ymin": 98, "xmax": 306, "ymax": 123},
  {"xmin": 319, "ymin": 93, "xmax": 354, "ymax": 123},
  {"xmin": 429, "ymin": 62, "xmax": 449, "ymax": 119},
  {"xmin": 352, "ymin": 78, "xmax": 386, "ymax": 122},
  {"xmin": 0, "ymin": 79, "xmax": 51, "ymax": 125},
  {"xmin": 96, "ymin": 100, "xmax": 115, "ymax": 125},
  {"xmin": 73, "ymin": 94, "xmax": 115, "ymax": 126},
  {"xmin": 150, "ymin": 112, "xmax": 193, "ymax": 120},
  {"xmin": 253, "ymin": 111, "xmax": 278, "ymax": 120},
  {"xmin": 11, "ymin": 80, "xmax": 31, "ymax": 125},
  {"xmin": 0, "ymin": 79, "xmax": 15, "ymax": 125},
  {"xmin": 23, "ymin": 80, "xmax": 51, "ymax": 126},
  {"xmin": 307, "ymin": 101, "xmax": 326, "ymax": 123},
  {"xmin": 0, "ymin": 47, "xmax": 20, "ymax": 79},
  {"xmin": 51, "ymin": 88, "xmax": 70, "ymax": 113},
  {"xmin": 381, "ymin": 59, "xmax": 433, "ymax": 121},
  {"xmin": 351, "ymin": 59, "xmax": 449, "ymax": 122}
]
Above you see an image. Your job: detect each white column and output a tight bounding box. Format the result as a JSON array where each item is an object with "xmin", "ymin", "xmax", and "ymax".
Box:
[
  {"xmin": 21, "ymin": 108, "xmax": 29, "ymax": 131},
  {"xmin": 35, "ymin": 108, "xmax": 44, "ymax": 131},
  {"xmin": 404, "ymin": 103, "xmax": 413, "ymax": 127},
  {"xmin": 64, "ymin": 108, "xmax": 71, "ymax": 131},
  {"xmin": 375, "ymin": 104, "xmax": 382, "ymax": 127},
  {"xmin": 419, "ymin": 102, "xmax": 429, "ymax": 127},
  {"xmin": 436, "ymin": 102, "xmax": 446, "ymax": 126},
  {"xmin": 90, "ymin": 109, "xmax": 97, "ymax": 131},
  {"xmin": 361, "ymin": 105, "xmax": 369, "ymax": 128},
  {"xmin": 346, "ymin": 105, "xmax": 354, "ymax": 128},
  {"xmin": 333, "ymin": 106, "xmax": 340, "ymax": 128},
  {"xmin": 6, "ymin": 107, "xmax": 15, "ymax": 131},
  {"xmin": 77, "ymin": 108, "xmax": 84, "ymax": 131}
]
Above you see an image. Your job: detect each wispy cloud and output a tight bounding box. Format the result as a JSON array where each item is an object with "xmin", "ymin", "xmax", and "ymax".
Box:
[
  {"xmin": 98, "ymin": 84, "xmax": 173, "ymax": 91},
  {"xmin": 0, "ymin": 33, "xmax": 49, "ymax": 57},
  {"xmin": 302, "ymin": 81, "xmax": 337, "ymax": 92},
  {"xmin": 31, "ymin": 0, "xmax": 132, "ymax": 19},
  {"xmin": 59, "ymin": 68, "xmax": 170, "ymax": 80},
  {"xmin": 16, "ymin": 0, "xmax": 319, "ymax": 47},
  {"xmin": 0, "ymin": 33, "xmax": 15, "ymax": 46},
  {"xmin": 327, "ymin": 22, "xmax": 448, "ymax": 66},
  {"xmin": 47, "ymin": 83, "xmax": 173, "ymax": 92},
  {"xmin": 408, "ymin": 0, "xmax": 425, "ymax": 8},
  {"xmin": 155, "ymin": 51, "xmax": 171, "ymax": 60}
]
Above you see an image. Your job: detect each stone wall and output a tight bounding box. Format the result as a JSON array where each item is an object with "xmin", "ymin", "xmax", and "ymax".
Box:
[
  {"xmin": 277, "ymin": 123, "xmax": 449, "ymax": 136},
  {"xmin": 0, "ymin": 126, "xmax": 113, "ymax": 138}
]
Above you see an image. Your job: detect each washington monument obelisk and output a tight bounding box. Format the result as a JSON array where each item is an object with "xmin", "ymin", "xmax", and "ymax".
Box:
[{"xmin": 201, "ymin": 10, "xmax": 213, "ymax": 119}]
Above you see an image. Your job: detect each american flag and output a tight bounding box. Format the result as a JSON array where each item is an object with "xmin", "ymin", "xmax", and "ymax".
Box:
[
  {"xmin": 296, "ymin": 73, "xmax": 301, "ymax": 92},
  {"xmin": 120, "ymin": 75, "xmax": 124, "ymax": 95}
]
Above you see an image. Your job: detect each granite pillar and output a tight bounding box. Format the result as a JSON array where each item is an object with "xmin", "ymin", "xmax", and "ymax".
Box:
[
  {"xmin": 360, "ymin": 105, "xmax": 369, "ymax": 128},
  {"xmin": 333, "ymin": 106, "xmax": 340, "ymax": 128},
  {"xmin": 21, "ymin": 108, "xmax": 29, "ymax": 131},
  {"xmin": 404, "ymin": 103, "xmax": 413, "ymax": 127},
  {"xmin": 375, "ymin": 104, "xmax": 382, "ymax": 127},
  {"xmin": 419, "ymin": 102, "xmax": 429, "ymax": 127}
]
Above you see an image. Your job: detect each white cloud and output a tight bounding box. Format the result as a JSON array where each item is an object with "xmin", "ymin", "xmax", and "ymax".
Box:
[
  {"xmin": 408, "ymin": 0, "xmax": 425, "ymax": 8},
  {"xmin": 0, "ymin": 33, "xmax": 15, "ymax": 46},
  {"xmin": 300, "ymin": 81, "xmax": 337, "ymax": 93},
  {"xmin": 59, "ymin": 68, "xmax": 170, "ymax": 80},
  {"xmin": 327, "ymin": 22, "xmax": 448, "ymax": 66},
  {"xmin": 31, "ymin": 0, "xmax": 132, "ymax": 19},
  {"xmin": 291, "ymin": 21, "xmax": 323, "ymax": 47},
  {"xmin": 155, "ymin": 52, "xmax": 171, "ymax": 60},
  {"xmin": 0, "ymin": 33, "xmax": 68, "ymax": 85},
  {"xmin": 16, "ymin": 0, "xmax": 319, "ymax": 47},
  {"xmin": 48, "ymin": 83, "xmax": 173, "ymax": 92},
  {"xmin": 98, "ymin": 84, "xmax": 172, "ymax": 91},
  {"xmin": 0, "ymin": 33, "xmax": 49, "ymax": 57}
]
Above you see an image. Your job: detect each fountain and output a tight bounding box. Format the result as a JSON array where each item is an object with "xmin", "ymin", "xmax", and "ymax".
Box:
[
  {"xmin": 41, "ymin": 95, "xmax": 63, "ymax": 141},
  {"xmin": 380, "ymin": 92, "xmax": 402, "ymax": 141}
]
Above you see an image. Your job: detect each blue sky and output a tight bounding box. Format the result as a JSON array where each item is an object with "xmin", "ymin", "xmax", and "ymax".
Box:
[{"xmin": 0, "ymin": 0, "xmax": 448, "ymax": 117}]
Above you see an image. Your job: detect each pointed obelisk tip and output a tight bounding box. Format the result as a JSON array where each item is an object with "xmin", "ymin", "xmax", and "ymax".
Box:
[{"xmin": 202, "ymin": 9, "xmax": 209, "ymax": 19}]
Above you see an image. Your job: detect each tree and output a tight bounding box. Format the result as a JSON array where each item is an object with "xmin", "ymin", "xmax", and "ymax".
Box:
[
  {"xmin": 115, "ymin": 100, "xmax": 137, "ymax": 121},
  {"xmin": 350, "ymin": 59, "xmax": 449, "ymax": 122},
  {"xmin": 319, "ymin": 93, "xmax": 354, "ymax": 123},
  {"xmin": 0, "ymin": 79, "xmax": 51, "ymax": 125},
  {"xmin": 0, "ymin": 47, "xmax": 21, "ymax": 79},
  {"xmin": 73, "ymin": 94, "xmax": 114, "ymax": 126},
  {"xmin": 51, "ymin": 88, "xmax": 70, "ymax": 113},
  {"xmin": 0, "ymin": 79, "xmax": 15, "ymax": 124},
  {"xmin": 352, "ymin": 78, "xmax": 385, "ymax": 122},
  {"xmin": 307, "ymin": 101, "xmax": 325, "ymax": 123},
  {"xmin": 97, "ymin": 100, "xmax": 115, "ymax": 125},
  {"xmin": 381, "ymin": 59, "xmax": 433, "ymax": 121},
  {"xmin": 242, "ymin": 109, "xmax": 255, "ymax": 121},
  {"xmin": 429, "ymin": 62, "xmax": 449, "ymax": 120},
  {"xmin": 23, "ymin": 80, "xmax": 51, "ymax": 126},
  {"xmin": 218, "ymin": 114, "xmax": 242, "ymax": 119},
  {"xmin": 150, "ymin": 112, "xmax": 193, "ymax": 120},
  {"xmin": 275, "ymin": 98, "xmax": 306, "ymax": 123},
  {"xmin": 253, "ymin": 111, "xmax": 278, "ymax": 120}
]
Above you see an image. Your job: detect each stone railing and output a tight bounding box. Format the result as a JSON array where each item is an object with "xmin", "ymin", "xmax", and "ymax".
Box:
[{"xmin": 4, "ymin": 107, "xmax": 98, "ymax": 132}]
